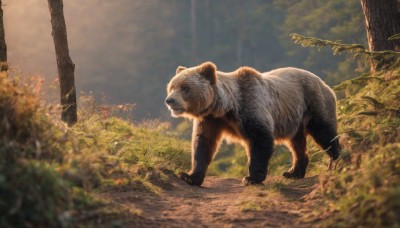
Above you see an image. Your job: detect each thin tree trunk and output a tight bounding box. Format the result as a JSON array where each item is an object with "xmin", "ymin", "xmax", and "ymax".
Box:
[
  {"xmin": 360, "ymin": 0, "xmax": 400, "ymax": 71},
  {"xmin": 191, "ymin": 0, "xmax": 197, "ymax": 63},
  {"xmin": 236, "ymin": 37, "xmax": 242, "ymax": 66},
  {"xmin": 0, "ymin": 0, "xmax": 7, "ymax": 72},
  {"xmin": 204, "ymin": 0, "xmax": 210, "ymax": 22},
  {"xmin": 204, "ymin": 0, "xmax": 211, "ymax": 46},
  {"xmin": 47, "ymin": 0, "xmax": 77, "ymax": 126}
]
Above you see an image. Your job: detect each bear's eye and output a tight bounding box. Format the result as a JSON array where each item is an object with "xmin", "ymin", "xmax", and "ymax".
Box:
[{"xmin": 181, "ymin": 85, "xmax": 190, "ymax": 93}]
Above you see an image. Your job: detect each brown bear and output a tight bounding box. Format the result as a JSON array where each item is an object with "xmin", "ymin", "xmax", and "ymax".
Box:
[{"xmin": 165, "ymin": 61, "xmax": 340, "ymax": 186}]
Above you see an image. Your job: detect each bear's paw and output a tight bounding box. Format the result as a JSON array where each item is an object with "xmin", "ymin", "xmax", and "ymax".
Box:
[
  {"xmin": 282, "ymin": 170, "xmax": 305, "ymax": 179},
  {"xmin": 179, "ymin": 172, "xmax": 204, "ymax": 186},
  {"xmin": 241, "ymin": 176, "xmax": 264, "ymax": 186}
]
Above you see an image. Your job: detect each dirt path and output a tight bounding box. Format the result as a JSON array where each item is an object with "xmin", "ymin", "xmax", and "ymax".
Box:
[{"xmin": 100, "ymin": 175, "xmax": 320, "ymax": 227}]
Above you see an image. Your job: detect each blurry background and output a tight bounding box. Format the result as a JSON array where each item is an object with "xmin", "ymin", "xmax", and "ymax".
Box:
[{"xmin": 4, "ymin": 0, "xmax": 366, "ymax": 120}]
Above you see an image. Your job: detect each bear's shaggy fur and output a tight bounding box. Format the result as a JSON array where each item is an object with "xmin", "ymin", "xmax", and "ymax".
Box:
[{"xmin": 165, "ymin": 62, "xmax": 340, "ymax": 186}]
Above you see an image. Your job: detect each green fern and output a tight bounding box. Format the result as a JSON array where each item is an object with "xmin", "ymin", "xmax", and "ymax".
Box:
[{"xmin": 290, "ymin": 33, "xmax": 400, "ymax": 68}]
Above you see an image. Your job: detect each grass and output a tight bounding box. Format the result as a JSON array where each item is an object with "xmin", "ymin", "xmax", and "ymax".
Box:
[
  {"xmin": 0, "ymin": 72, "xmax": 72, "ymax": 227},
  {"xmin": 316, "ymin": 143, "xmax": 400, "ymax": 227},
  {"xmin": 62, "ymin": 114, "xmax": 191, "ymax": 192},
  {"xmin": 1, "ymin": 61, "xmax": 399, "ymax": 226},
  {"xmin": 313, "ymin": 66, "xmax": 400, "ymax": 227},
  {"xmin": 0, "ymin": 71, "xmax": 191, "ymax": 227},
  {"xmin": 208, "ymin": 143, "xmax": 248, "ymax": 178},
  {"xmin": 207, "ymin": 64, "xmax": 400, "ymax": 226},
  {"xmin": 239, "ymin": 200, "xmax": 263, "ymax": 212}
]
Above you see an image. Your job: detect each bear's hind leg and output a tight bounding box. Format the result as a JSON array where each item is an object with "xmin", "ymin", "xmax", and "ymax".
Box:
[
  {"xmin": 282, "ymin": 123, "xmax": 309, "ymax": 179},
  {"xmin": 307, "ymin": 118, "xmax": 340, "ymax": 161}
]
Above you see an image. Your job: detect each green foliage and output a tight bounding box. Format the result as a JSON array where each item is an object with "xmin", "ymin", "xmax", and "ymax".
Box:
[
  {"xmin": 291, "ymin": 33, "xmax": 365, "ymax": 56},
  {"xmin": 210, "ymin": 33, "xmax": 400, "ymax": 226},
  {"xmin": 0, "ymin": 73, "xmax": 63, "ymax": 162},
  {"xmin": 319, "ymin": 144, "xmax": 400, "ymax": 227},
  {"xmin": 62, "ymin": 114, "xmax": 191, "ymax": 192},
  {"xmin": 0, "ymin": 73, "xmax": 191, "ymax": 226},
  {"xmin": 277, "ymin": 0, "xmax": 365, "ymax": 85},
  {"xmin": 291, "ymin": 33, "xmax": 400, "ymax": 225},
  {"xmin": 0, "ymin": 160, "xmax": 72, "ymax": 227},
  {"xmin": 336, "ymin": 71, "xmax": 400, "ymax": 148},
  {"xmin": 291, "ymin": 33, "xmax": 400, "ymax": 71},
  {"xmin": 0, "ymin": 73, "xmax": 73, "ymax": 227}
]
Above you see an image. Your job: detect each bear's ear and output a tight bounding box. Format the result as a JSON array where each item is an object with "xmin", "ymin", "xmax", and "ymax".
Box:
[
  {"xmin": 176, "ymin": 66, "xmax": 187, "ymax": 74},
  {"xmin": 197, "ymin": 61, "xmax": 217, "ymax": 85}
]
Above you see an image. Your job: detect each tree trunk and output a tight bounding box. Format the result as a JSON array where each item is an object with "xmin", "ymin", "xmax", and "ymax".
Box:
[
  {"xmin": 190, "ymin": 0, "xmax": 197, "ymax": 63},
  {"xmin": 236, "ymin": 37, "xmax": 242, "ymax": 66},
  {"xmin": 360, "ymin": 0, "xmax": 400, "ymax": 71},
  {"xmin": 0, "ymin": 0, "xmax": 7, "ymax": 72},
  {"xmin": 204, "ymin": 0, "xmax": 212, "ymax": 46},
  {"xmin": 47, "ymin": 0, "xmax": 77, "ymax": 126}
]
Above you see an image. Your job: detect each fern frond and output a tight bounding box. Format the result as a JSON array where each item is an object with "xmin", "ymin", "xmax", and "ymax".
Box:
[
  {"xmin": 362, "ymin": 96, "xmax": 384, "ymax": 110},
  {"xmin": 290, "ymin": 33, "xmax": 400, "ymax": 58},
  {"xmin": 388, "ymin": 33, "xmax": 400, "ymax": 40}
]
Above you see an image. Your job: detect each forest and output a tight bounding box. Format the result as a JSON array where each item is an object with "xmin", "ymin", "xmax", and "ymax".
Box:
[
  {"xmin": 5, "ymin": 0, "xmax": 365, "ymax": 119},
  {"xmin": 1, "ymin": 0, "xmax": 400, "ymax": 227}
]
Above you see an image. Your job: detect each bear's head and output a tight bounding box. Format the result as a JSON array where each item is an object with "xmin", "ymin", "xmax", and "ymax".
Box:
[{"xmin": 165, "ymin": 62, "xmax": 217, "ymax": 118}]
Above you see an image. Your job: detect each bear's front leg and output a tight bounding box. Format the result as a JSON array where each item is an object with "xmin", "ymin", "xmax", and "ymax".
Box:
[
  {"xmin": 180, "ymin": 118, "xmax": 222, "ymax": 186},
  {"xmin": 241, "ymin": 119, "xmax": 274, "ymax": 185}
]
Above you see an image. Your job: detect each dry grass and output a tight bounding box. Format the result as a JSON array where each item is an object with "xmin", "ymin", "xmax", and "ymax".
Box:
[{"xmin": 0, "ymin": 71, "xmax": 191, "ymax": 227}]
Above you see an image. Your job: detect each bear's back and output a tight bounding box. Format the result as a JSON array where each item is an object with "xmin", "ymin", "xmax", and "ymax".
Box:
[{"xmin": 264, "ymin": 67, "xmax": 336, "ymax": 125}]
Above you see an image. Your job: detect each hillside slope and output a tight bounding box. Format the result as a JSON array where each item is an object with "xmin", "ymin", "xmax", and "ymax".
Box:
[{"xmin": 0, "ymin": 65, "xmax": 399, "ymax": 227}]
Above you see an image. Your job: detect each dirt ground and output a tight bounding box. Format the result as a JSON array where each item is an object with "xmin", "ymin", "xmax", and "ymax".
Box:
[{"xmin": 97, "ymin": 174, "xmax": 321, "ymax": 227}]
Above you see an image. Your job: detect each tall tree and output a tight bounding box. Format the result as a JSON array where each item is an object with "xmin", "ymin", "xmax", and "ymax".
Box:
[
  {"xmin": 190, "ymin": 0, "xmax": 197, "ymax": 63},
  {"xmin": 0, "ymin": 0, "xmax": 7, "ymax": 72},
  {"xmin": 47, "ymin": 0, "xmax": 77, "ymax": 126},
  {"xmin": 360, "ymin": 0, "xmax": 400, "ymax": 71}
]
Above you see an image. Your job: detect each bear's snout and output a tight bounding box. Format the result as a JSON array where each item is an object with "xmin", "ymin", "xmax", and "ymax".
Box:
[
  {"xmin": 165, "ymin": 93, "xmax": 187, "ymax": 117},
  {"xmin": 165, "ymin": 97, "xmax": 176, "ymax": 105}
]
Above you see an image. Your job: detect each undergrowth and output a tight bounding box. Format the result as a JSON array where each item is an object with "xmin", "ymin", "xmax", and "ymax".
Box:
[
  {"xmin": 0, "ymin": 72, "xmax": 72, "ymax": 227},
  {"xmin": 1, "ymin": 37, "xmax": 399, "ymax": 226},
  {"xmin": 0, "ymin": 71, "xmax": 190, "ymax": 227},
  {"xmin": 316, "ymin": 67, "xmax": 400, "ymax": 227},
  {"xmin": 208, "ymin": 34, "xmax": 400, "ymax": 226},
  {"xmin": 62, "ymin": 114, "xmax": 191, "ymax": 193},
  {"xmin": 290, "ymin": 34, "xmax": 400, "ymax": 226}
]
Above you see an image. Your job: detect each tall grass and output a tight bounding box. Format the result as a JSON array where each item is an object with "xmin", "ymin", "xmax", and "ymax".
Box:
[{"xmin": 0, "ymin": 71, "xmax": 191, "ymax": 227}]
